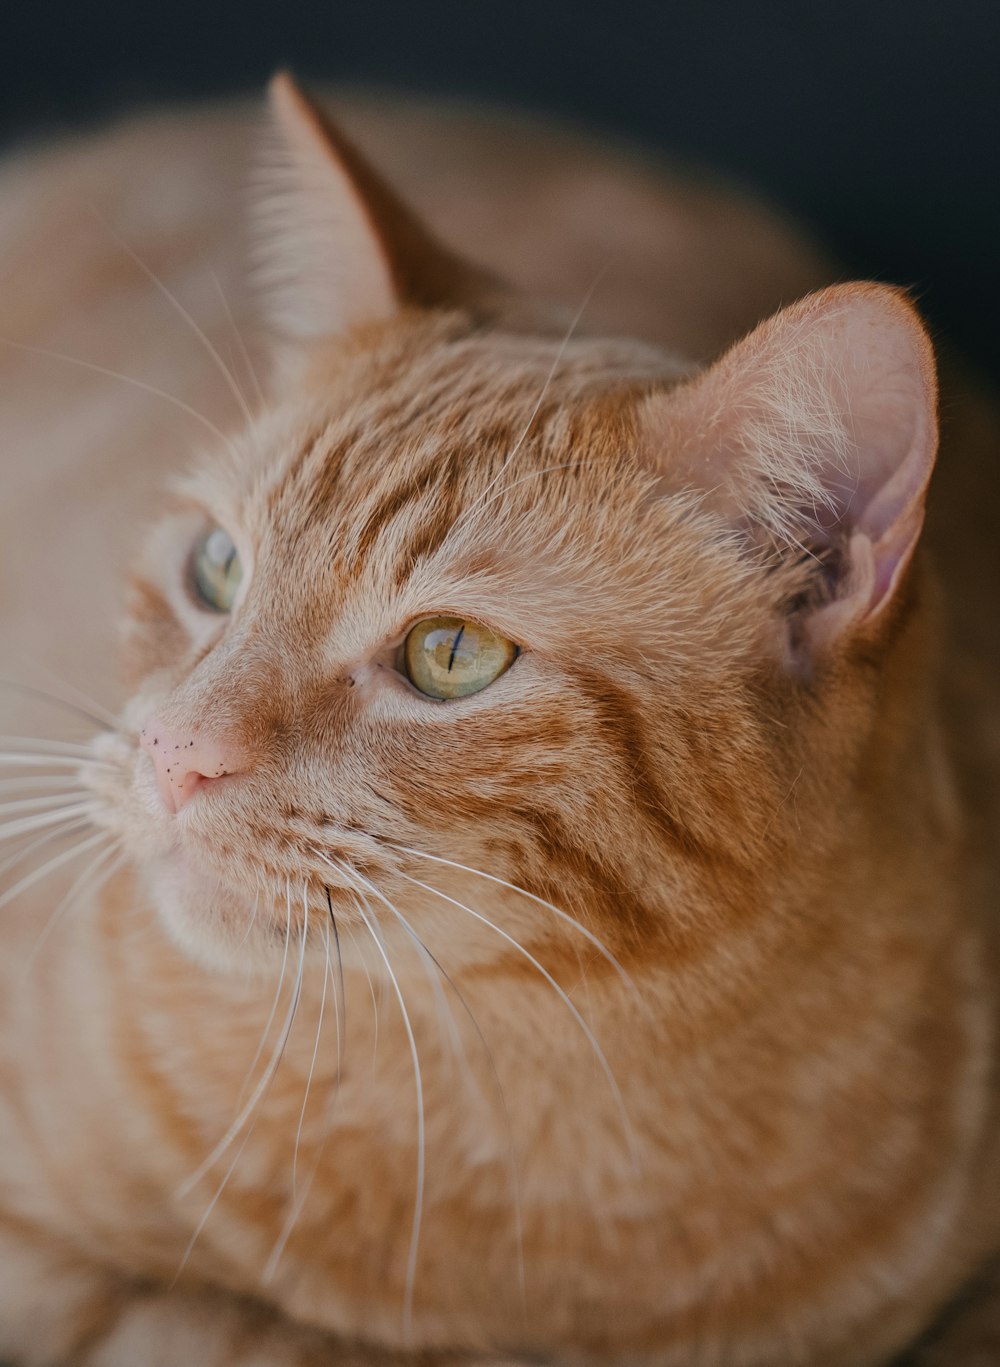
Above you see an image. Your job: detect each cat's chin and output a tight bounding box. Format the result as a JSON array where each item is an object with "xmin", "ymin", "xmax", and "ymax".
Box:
[{"xmin": 142, "ymin": 854, "xmax": 278, "ymax": 976}]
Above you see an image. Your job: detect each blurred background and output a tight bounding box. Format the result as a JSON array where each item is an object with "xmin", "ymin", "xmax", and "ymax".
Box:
[{"xmin": 2, "ymin": 0, "xmax": 997, "ymax": 372}]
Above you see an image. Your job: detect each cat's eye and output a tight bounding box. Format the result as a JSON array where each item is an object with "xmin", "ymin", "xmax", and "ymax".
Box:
[
  {"xmin": 404, "ymin": 616, "xmax": 518, "ymax": 700},
  {"xmin": 190, "ymin": 526, "xmax": 242, "ymax": 613}
]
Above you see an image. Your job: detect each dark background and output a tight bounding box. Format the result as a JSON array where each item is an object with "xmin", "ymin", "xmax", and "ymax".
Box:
[{"xmin": 3, "ymin": 0, "xmax": 998, "ymax": 374}]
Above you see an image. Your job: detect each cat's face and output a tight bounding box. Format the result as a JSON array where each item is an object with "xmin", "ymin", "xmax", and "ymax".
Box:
[
  {"xmin": 87, "ymin": 317, "xmax": 779, "ymax": 971},
  {"xmin": 84, "ymin": 77, "xmax": 938, "ymax": 980}
]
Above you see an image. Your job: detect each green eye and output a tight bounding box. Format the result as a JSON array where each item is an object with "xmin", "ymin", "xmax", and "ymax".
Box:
[
  {"xmin": 191, "ymin": 526, "xmax": 242, "ymax": 613},
  {"xmin": 404, "ymin": 616, "xmax": 518, "ymax": 700}
]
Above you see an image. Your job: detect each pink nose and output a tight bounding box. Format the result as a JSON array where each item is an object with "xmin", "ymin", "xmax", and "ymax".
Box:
[{"xmin": 140, "ymin": 717, "xmax": 242, "ymax": 814}]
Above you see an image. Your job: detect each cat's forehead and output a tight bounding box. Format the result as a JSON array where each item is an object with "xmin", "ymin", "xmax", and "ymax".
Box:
[
  {"xmin": 245, "ymin": 324, "xmax": 679, "ymax": 521},
  {"xmin": 177, "ymin": 322, "xmax": 716, "ymax": 656}
]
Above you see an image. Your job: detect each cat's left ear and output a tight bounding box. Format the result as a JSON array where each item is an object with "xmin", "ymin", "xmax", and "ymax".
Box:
[
  {"xmin": 257, "ymin": 73, "xmax": 500, "ymax": 345},
  {"xmin": 638, "ymin": 283, "xmax": 938, "ymax": 664}
]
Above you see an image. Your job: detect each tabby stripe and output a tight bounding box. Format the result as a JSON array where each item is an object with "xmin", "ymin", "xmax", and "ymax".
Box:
[
  {"xmin": 566, "ymin": 664, "xmax": 705, "ymax": 857},
  {"xmin": 392, "ymin": 453, "xmax": 464, "ymax": 583},
  {"xmin": 350, "ymin": 454, "xmax": 453, "ymax": 570}
]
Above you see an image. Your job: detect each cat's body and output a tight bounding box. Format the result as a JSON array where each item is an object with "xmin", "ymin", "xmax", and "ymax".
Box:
[{"xmin": 0, "ymin": 83, "xmax": 998, "ymax": 1367}]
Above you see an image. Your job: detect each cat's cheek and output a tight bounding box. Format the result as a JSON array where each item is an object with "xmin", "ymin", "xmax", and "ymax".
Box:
[
  {"xmin": 142, "ymin": 856, "xmax": 265, "ymax": 974},
  {"xmin": 146, "ymin": 864, "xmax": 223, "ymax": 970}
]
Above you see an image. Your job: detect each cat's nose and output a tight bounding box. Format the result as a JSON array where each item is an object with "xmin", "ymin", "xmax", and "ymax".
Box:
[{"xmin": 140, "ymin": 717, "xmax": 243, "ymax": 815}]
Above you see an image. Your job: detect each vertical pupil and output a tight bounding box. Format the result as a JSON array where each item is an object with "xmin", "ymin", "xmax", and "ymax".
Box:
[{"xmin": 447, "ymin": 625, "xmax": 466, "ymax": 672}]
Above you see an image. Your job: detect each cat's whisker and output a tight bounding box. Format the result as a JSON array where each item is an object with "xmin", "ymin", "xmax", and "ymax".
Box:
[
  {"xmin": 0, "ymin": 793, "xmax": 88, "ymax": 819},
  {"xmin": 319, "ymin": 853, "xmax": 425, "ymax": 1335},
  {"xmin": 0, "ymin": 775, "xmax": 89, "ymax": 796},
  {"xmin": 0, "ymin": 802, "xmax": 95, "ymax": 847},
  {"xmin": 341, "ymin": 860, "xmax": 468, "ymax": 1081},
  {"xmin": 210, "ymin": 268, "xmax": 265, "ymax": 408},
  {"xmin": 0, "ymin": 820, "xmax": 91, "ymax": 884},
  {"xmin": 263, "ymin": 908, "xmax": 346, "ymax": 1285},
  {"xmin": 0, "ymin": 737, "xmax": 96, "ymax": 757},
  {"xmin": 174, "ymin": 1119, "xmax": 253, "ymax": 1286},
  {"xmin": 0, "ymin": 676, "xmax": 118, "ymax": 732},
  {"xmin": 395, "ymin": 918, "xmax": 474, "ymax": 1088},
  {"xmin": 288, "ymin": 883, "xmax": 318, "ymax": 1200},
  {"xmin": 181, "ymin": 881, "xmax": 292, "ymax": 1197},
  {"xmin": 325, "ymin": 887, "xmax": 346, "ymax": 1083},
  {"xmin": 93, "ymin": 212, "xmax": 256, "ymax": 427},
  {"xmin": 180, "ymin": 880, "xmax": 306, "ymax": 1198},
  {"xmin": 0, "ymin": 753, "xmax": 107, "ymax": 771},
  {"xmin": 235, "ymin": 874, "xmax": 263, "ymax": 950},
  {"xmin": 232, "ymin": 879, "xmax": 294, "ymax": 1111},
  {"xmin": 344, "ymin": 910, "xmax": 380, "ymax": 1069},
  {"xmin": 346, "ymin": 885, "xmax": 392, "ymax": 1050},
  {"xmin": 175, "ymin": 886, "xmax": 308, "ymax": 1284},
  {"xmin": 463, "ymin": 459, "xmax": 594, "ymax": 527},
  {"xmin": 397, "ymin": 871, "xmax": 640, "ymax": 1173},
  {"xmin": 453, "ymin": 270, "xmax": 605, "ymax": 539},
  {"xmin": 357, "ymin": 867, "xmax": 526, "ymax": 1308},
  {"xmin": 0, "ymin": 829, "xmax": 108, "ymax": 915},
  {"xmin": 25, "ymin": 840, "xmax": 125, "ymax": 969},
  {"xmin": 387, "ymin": 842, "xmax": 639, "ymax": 1001},
  {"xmin": 261, "ymin": 889, "xmax": 330, "ymax": 1284},
  {"xmin": 23, "ymin": 663, "xmax": 120, "ymax": 730},
  {"xmin": 0, "ymin": 338, "xmax": 240, "ymax": 458}
]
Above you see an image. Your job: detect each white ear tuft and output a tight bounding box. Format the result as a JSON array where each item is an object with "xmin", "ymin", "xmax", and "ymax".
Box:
[
  {"xmin": 253, "ymin": 72, "xmax": 399, "ymax": 342},
  {"xmin": 639, "ymin": 283, "xmax": 939, "ymax": 656}
]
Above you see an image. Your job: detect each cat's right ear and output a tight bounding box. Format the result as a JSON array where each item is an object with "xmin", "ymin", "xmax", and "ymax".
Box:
[
  {"xmin": 638, "ymin": 283, "xmax": 939, "ymax": 669},
  {"xmin": 256, "ymin": 73, "xmax": 499, "ymax": 347}
]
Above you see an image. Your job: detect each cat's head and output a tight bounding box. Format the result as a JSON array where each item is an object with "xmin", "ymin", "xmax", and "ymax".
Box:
[{"xmin": 87, "ymin": 75, "xmax": 939, "ymax": 977}]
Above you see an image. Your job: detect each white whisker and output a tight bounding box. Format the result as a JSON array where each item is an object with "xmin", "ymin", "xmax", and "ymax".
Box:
[
  {"xmin": 236, "ymin": 873, "xmax": 264, "ymax": 951},
  {"xmin": 0, "ymin": 820, "xmax": 91, "ymax": 883},
  {"xmin": 232, "ymin": 880, "xmax": 293, "ymax": 1110},
  {"xmin": 0, "ymin": 338, "xmax": 239, "ymax": 457},
  {"xmin": 344, "ymin": 862, "xmax": 467, "ymax": 1079},
  {"xmin": 350, "ymin": 865, "xmax": 526, "ymax": 1307},
  {"xmin": 289, "ymin": 884, "xmax": 318, "ymax": 1199},
  {"xmin": 0, "ymin": 665, "xmax": 120, "ymax": 730},
  {"xmin": 454, "ymin": 272, "xmax": 605, "ymax": 534},
  {"xmin": 319, "ymin": 853, "xmax": 425, "ymax": 1335},
  {"xmin": 345, "ymin": 914, "xmax": 380, "ymax": 1067},
  {"xmin": 0, "ymin": 802, "xmax": 94, "ymax": 846},
  {"xmin": 387, "ymin": 842, "xmax": 639, "ymax": 1000},
  {"xmin": 0, "ymin": 793, "xmax": 88, "ymax": 819},
  {"xmin": 26, "ymin": 842, "xmax": 124, "ymax": 968},
  {"xmin": 94, "ymin": 214, "xmax": 256, "ymax": 427},
  {"xmin": 0, "ymin": 830, "xmax": 107, "ymax": 914},
  {"xmin": 179, "ymin": 881, "xmax": 307, "ymax": 1197},
  {"xmin": 398, "ymin": 871, "xmax": 639, "ymax": 1171},
  {"xmin": 325, "ymin": 887, "xmax": 346, "ymax": 1082},
  {"xmin": 0, "ymin": 736, "xmax": 95, "ymax": 757},
  {"xmin": 175, "ymin": 888, "xmax": 307, "ymax": 1282},
  {"xmin": 210, "ymin": 269, "xmax": 264, "ymax": 407},
  {"xmin": 261, "ymin": 892, "xmax": 331, "ymax": 1285},
  {"xmin": 0, "ymin": 754, "xmax": 107, "ymax": 771},
  {"xmin": 466, "ymin": 460, "xmax": 594, "ymax": 526},
  {"xmin": 0, "ymin": 776, "xmax": 88, "ymax": 795}
]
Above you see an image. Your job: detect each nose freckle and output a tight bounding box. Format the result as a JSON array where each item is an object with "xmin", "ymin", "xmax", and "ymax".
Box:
[{"xmin": 140, "ymin": 715, "xmax": 244, "ymax": 815}]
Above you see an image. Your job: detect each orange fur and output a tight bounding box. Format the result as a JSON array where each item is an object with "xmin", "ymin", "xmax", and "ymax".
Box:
[{"xmin": 0, "ymin": 76, "xmax": 998, "ymax": 1367}]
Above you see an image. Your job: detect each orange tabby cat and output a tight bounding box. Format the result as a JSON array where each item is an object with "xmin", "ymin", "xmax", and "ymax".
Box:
[{"xmin": 0, "ymin": 74, "xmax": 998, "ymax": 1366}]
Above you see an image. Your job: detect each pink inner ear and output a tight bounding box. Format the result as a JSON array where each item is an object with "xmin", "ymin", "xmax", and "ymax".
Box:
[
  {"xmin": 812, "ymin": 290, "xmax": 938, "ymax": 627},
  {"xmin": 639, "ymin": 282, "xmax": 939, "ymax": 648}
]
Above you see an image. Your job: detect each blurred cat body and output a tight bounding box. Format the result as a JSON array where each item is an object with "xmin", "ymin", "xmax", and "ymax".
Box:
[{"xmin": 0, "ymin": 77, "xmax": 997, "ymax": 1367}]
